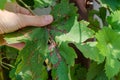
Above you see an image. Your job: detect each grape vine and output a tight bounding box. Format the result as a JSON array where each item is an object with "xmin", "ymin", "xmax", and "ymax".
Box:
[{"xmin": 1, "ymin": 0, "xmax": 120, "ymax": 80}]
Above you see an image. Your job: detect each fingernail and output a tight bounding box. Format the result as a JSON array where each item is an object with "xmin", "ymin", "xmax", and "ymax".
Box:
[{"xmin": 45, "ymin": 15, "xmax": 53, "ymax": 22}]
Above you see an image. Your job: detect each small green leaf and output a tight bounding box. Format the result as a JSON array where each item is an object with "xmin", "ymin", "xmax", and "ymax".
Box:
[
  {"xmin": 59, "ymin": 42, "xmax": 77, "ymax": 66},
  {"xmin": 105, "ymin": 57, "xmax": 120, "ymax": 79},
  {"xmin": 107, "ymin": 11, "xmax": 120, "ymax": 31}
]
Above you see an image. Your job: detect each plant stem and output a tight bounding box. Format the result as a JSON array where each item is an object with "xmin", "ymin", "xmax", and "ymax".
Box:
[{"xmin": 19, "ymin": 0, "xmax": 35, "ymax": 15}]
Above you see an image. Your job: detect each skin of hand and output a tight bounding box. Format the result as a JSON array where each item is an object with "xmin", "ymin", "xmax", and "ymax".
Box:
[
  {"xmin": 1, "ymin": 2, "xmax": 53, "ymax": 50},
  {"xmin": 0, "ymin": 2, "xmax": 53, "ymax": 34}
]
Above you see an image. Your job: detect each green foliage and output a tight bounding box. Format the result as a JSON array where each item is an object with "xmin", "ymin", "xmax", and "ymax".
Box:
[
  {"xmin": 50, "ymin": 0, "xmax": 78, "ymax": 39},
  {"xmin": 107, "ymin": 11, "xmax": 120, "ymax": 31},
  {"xmin": 99, "ymin": 0, "xmax": 120, "ymax": 11},
  {"xmin": 86, "ymin": 62, "xmax": 107, "ymax": 80},
  {"xmin": 59, "ymin": 42, "xmax": 77, "ymax": 66},
  {"xmin": 1, "ymin": 0, "xmax": 120, "ymax": 80},
  {"xmin": 76, "ymin": 42, "xmax": 104, "ymax": 64},
  {"xmin": 57, "ymin": 61, "xmax": 70, "ymax": 80},
  {"xmin": 11, "ymin": 28, "xmax": 49, "ymax": 80},
  {"xmin": 4, "ymin": 27, "xmax": 36, "ymax": 44},
  {"xmin": 71, "ymin": 63, "xmax": 87, "ymax": 80},
  {"xmin": 95, "ymin": 27, "xmax": 120, "ymax": 79}
]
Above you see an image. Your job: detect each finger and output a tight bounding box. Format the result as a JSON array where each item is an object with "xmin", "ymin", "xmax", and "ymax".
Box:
[
  {"xmin": 15, "ymin": 3, "xmax": 32, "ymax": 15},
  {"xmin": 18, "ymin": 14, "xmax": 53, "ymax": 27},
  {"xmin": 5, "ymin": 2, "xmax": 31, "ymax": 15},
  {"xmin": 0, "ymin": 10, "xmax": 53, "ymax": 34}
]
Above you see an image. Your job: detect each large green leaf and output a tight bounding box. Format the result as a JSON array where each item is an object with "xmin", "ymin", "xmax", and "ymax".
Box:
[
  {"xmin": 12, "ymin": 28, "xmax": 49, "ymax": 80},
  {"xmin": 56, "ymin": 18, "xmax": 81, "ymax": 43},
  {"xmin": 107, "ymin": 11, "xmax": 120, "ymax": 31},
  {"xmin": 99, "ymin": 0, "xmax": 120, "ymax": 11},
  {"xmin": 95, "ymin": 27, "xmax": 120, "ymax": 79},
  {"xmin": 56, "ymin": 20, "xmax": 94, "ymax": 43}
]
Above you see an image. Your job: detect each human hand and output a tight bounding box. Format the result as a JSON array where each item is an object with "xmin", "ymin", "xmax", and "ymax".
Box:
[
  {"xmin": 0, "ymin": 2, "xmax": 53, "ymax": 34},
  {"xmin": 1, "ymin": 2, "xmax": 53, "ymax": 50}
]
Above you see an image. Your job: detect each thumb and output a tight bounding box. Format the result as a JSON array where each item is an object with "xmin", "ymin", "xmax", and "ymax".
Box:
[
  {"xmin": 18, "ymin": 14, "xmax": 53, "ymax": 28},
  {"xmin": 0, "ymin": 10, "xmax": 53, "ymax": 34}
]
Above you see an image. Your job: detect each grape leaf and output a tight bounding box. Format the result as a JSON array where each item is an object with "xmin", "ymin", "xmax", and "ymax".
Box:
[
  {"xmin": 57, "ymin": 61, "xmax": 69, "ymax": 80},
  {"xmin": 99, "ymin": 0, "xmax": 120, "ymax": 11},
  {"xmin": 13, "ymin": 28, "xmax": 49, "ymax": 80},
  {"xmin": 80, "ymin": 20, "xmax": 95, "ymax": 42},
  {"xmin": 51, "ymin": 0, "xmax": 94, "ymax": 43},
  {"xmin": 4, "ymin": 27, "xmax": 36, "ymax": 44},
  {"xmin": 76, "ymin": 42, "xmax": 105, "ymax": 64},
  {"xmin": 56, "ymin": 20, "xmax": 94, "ymax": 43},
  {"xmin": 56, "ymin": 18, "xmax": 81, "ymax": 43},
  {"xmin": 95, "ymin": 27, "xmax": 120, "ymax": 79},
  {"xmin": 51, "ymin": 0, "xmax": 78, "ymax": 23},
  {"xmin": 71, "ymin": 64, "xmax": 87, "ymax": 80},
  {"xmin": 94, "ymin": 72, "xmax": 108, "ymax": 80},
  {"xmin": 59, "ymin": 42, "xmax": 77, "ymax": 66},
  {"xmin": 51, "ymin": 61, "xmax": 70, "ymax": 80},
  {"xmin": 87, "ymin": 62, "xmax": 106, "ymax": 80},
  {"xmin": 107, "ymin": 11, "xmax": 120, "ymax": 31},
  {"xmin": 50, "ymin": 0, "xmax": 78, "ymax": 38}
]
